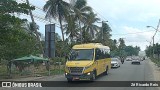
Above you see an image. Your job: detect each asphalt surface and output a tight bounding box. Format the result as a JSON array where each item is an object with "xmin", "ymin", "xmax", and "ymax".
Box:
[{"xmin": 0, "ymin": 59, "xmax": 159, "ymax": 90}]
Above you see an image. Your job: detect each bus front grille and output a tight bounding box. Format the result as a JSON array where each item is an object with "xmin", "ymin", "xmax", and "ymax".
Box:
[{"xmin": 69, "ymin": 67, "xmax": 84, "ymax": 74}]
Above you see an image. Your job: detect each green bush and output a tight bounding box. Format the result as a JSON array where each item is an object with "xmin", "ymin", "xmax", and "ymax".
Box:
[
  {"xmin": 0, "ymin": 65, "xmax": 7, "ymax": 76},
  {"xmin": 50, "ymin": 57, "xmax": 66, "ymax": 65},
  {"xmin": 151, "ymin": 58, "xmax": 160, "ymax": 67},
  {"xmin": 50, "ymin": 69, "xmax": 64, "ymax": 75}
]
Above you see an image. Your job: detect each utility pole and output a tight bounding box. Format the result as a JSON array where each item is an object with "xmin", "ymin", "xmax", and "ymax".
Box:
[
  {"xmin": 153, "ymin": 36, "xmax": 154, "ymax": 56},
  {"xmin": 102, "ymin": 21, "xmax": 104, "ymax": 41},
  {"xmin": 98, "ymin": 21, "xmax": 108, "ymax": 43},
  {"xmin": 26, "ymin": 0, "xmax": 45, "ymax": 56},
  {"xmin": 146, "ymin": 40, "xmax": 152, "ymax": 57},
  {"xmin": 80, "ymin": 23, "xmax": 82, "ymax": 44},
  {"xmin": 147, "ymin": 19, "xmax": 160, "ymax": 58}
]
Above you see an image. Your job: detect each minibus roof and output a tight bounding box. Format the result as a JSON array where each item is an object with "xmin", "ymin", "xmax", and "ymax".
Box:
[{"xmin": 72, "ymin": 43, "xmax": 110, "ymax": 49}]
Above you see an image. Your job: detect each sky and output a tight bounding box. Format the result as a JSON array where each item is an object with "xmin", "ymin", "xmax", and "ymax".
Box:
[{"xmin": 17, "ymin": 0, "xmax": 160, "ymax": 51}]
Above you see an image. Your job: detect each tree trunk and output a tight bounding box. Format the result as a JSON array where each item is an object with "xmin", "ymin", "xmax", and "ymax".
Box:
[
  {"xmin": 59, "ymin": 16, "xmax": 65, "ymax": 41},
  {"xmin": 26, "ymin": 0, "xmax": 44, "ymax": 56},
  {"xmin": 78, "ymin": 20, "xmax": 82, "ymax": 43},
  {"xmin": 7, "ymin": 61, "xmax": 12, "ymax": 78}
]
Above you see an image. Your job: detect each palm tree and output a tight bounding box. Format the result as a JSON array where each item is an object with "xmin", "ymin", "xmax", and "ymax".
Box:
[
  {"xmin": 110, "ymin": 39, "xmax": 118, "ymax": 51},
  {"xmin": 64, "ymin": 14, "xmax": 79, "ymax": 42},
  {"xmin": 63, "ymin": 0, "xmax": 92, "ymax": 43},
  {"xmin": 22, "ymin": 22, "xmax": 41, "ymax": 38},
  {"xmin": 119, "ymin": 38, "xmax": 125, "ymax": 49},
  {"xmin": 83, "ymin": 12, "xmax": 100, "ymax": 40},
  {"xmin": 43, "ymin": 0, "xmax": 70, "ymax": 41},
  {"xmin": 71, "ymin": 0, "xmax": 92, "ymax": 42},
  {"xmin": 22, "ymin": 21, "xmax": 42, "ymax": 54},
  {"xmin": 96, "ymin": 22, "xmax": 112, "ymax": 45}
]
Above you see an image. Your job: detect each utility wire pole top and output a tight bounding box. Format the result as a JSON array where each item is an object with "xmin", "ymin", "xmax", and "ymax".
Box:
[{"xmin": 146, "ymin": 19, "xmax": 160, "ymax": 57}]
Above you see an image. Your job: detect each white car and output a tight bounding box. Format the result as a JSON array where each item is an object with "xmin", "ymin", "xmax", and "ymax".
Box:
[
  {"xmin": 111, "ymin": 58, "xmax": 120, "ymax": 68},
  {"xmin": 126, "ymin": 58, "xmax": 132, "ymax": 61},
  {"xmin": 131, "ymin": 59, "xmax": 141, "ymax": 64}
]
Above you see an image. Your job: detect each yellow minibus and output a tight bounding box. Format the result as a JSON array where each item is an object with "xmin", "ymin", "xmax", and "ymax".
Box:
[{"xmin": 65, "ymin": 43, "xmax": 111, "ymax": 81}]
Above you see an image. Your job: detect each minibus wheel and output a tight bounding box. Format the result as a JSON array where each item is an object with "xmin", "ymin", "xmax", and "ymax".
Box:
[
  {"xmin": 90, "ymin": 71, "xmax": 96, "ymax": 81},
  {"xmin": 67, "ymin": 78, "xmax": 72, "ymax": 82},
  {"xmin": 104, "ymin": 66, "xmax": 109, "ymax": 75}
]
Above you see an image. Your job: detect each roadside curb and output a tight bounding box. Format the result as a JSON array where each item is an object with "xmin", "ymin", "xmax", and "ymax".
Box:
[
  {"xmin": 0, "ymin": 74, "xmax": 64, "ymax": 81},
  {"xmin": 0, "ymin": 76, "xmax": 46, "ymax": 81}
]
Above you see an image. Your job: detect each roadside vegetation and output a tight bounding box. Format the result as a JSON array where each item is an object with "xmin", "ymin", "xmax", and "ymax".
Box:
[
  {"xmin": 0, "ymin": 0, "xmax": 140, "ymax": 79},
  {"xmin": 151, "ymin": 58, "xmax": 160, "ymax": 67},
  {"xmin": 145, "ymin": 43, "xmax": 160, "ymax": 67}
]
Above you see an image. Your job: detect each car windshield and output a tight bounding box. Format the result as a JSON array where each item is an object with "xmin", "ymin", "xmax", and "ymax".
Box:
[
  {"xmin": 112, "ymin": 58, "xmax": 118, "ymax": 61},
  {"xmin": 68, "ymin": 49, "xmax": 94, "ymax": 61}
]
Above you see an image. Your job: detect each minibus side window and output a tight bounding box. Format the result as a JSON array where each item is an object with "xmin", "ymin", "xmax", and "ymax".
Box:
[
  {"xmin": 95, "ymin": 48, "xmax": 110, "ymax": 60},
  {"xmin": 95, "ymin": 48, "xmax": 101, "ymax": 60},
  {"xmin": 105, "ymin": 49, "xmax": 110, "ymax": 58},
  {"xmin": 100, "ymin": 48, "xmax": 105, "ymax": 59},
  {"xmin": 95, "ymin": 48, "xmax": 104, "ymax": 60},
  {"xmin": 102, "ymin": 49, "xmax": 105, "ymax": 59}
]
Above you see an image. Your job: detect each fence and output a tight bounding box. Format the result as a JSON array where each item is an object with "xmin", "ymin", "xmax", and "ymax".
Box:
[{"xmin": 0, "ymin": 57, "xmax": 66, "ymax": 79}]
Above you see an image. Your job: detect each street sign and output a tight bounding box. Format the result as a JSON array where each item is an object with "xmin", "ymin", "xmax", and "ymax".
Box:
[{"xmin": 45, "ymin": 24, "xmax": 55, "ymax": 58}]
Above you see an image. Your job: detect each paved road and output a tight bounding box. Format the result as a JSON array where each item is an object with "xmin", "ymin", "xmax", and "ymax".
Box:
[{"xmin": 0, "ymin": 59, "xmax": 159, "ymax": 90}]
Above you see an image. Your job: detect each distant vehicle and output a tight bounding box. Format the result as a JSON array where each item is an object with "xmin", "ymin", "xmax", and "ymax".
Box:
[
  {"xmin": 131, "ymin": 58, "xmax": 141, "ymax": 64},
  {"xmin": 139, "ymin": 57, "xmax": 144, "ymax": 61},
  {"xmin": 138, "ymin": 51, "xmax": 146, "ymax": 61},
  {"xmin": 111, "ymin": 58, "xmax": 120, "ymax": 68},
  {"xmin": 126, "ymin": 58, "xmax": 132, "ymax": 61},
  {"xmin": 143, "ymin": 57, "xmax": 145, "ymax": 60}
]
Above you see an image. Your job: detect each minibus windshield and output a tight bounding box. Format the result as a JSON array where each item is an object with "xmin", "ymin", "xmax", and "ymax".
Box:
[{"xmin": 68, "ymin": 49, "xmax": 94, "ymax": 61}]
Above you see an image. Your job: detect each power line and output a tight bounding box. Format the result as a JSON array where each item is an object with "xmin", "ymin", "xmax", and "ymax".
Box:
[
  {"xmin": 20, "ymin": 0, "xmax": 47, "ymax": 16},
  {"xmin": 20, "ymin": 0, "xmax": 44, "ymax": 11},
  {"xmin": 18, "ymin": 0, "xmax": 60, "ymax": 27},
  {"xmin": 20, "ymin": 0, "xmax": 138, "ymax": 37},
  {"xmin": 87, "ymin": 1, "xmax": 108, "ymax": 22},
  {"xmin": 23, "ymin": 14, "xmax": 61, "ymax": 28},
  {"xmin": 112, "ymin": 30, "xmax": 154, "ymax": 35},
  {"xmin": 157, "ymin": 38, "xmax": 160, "ymax": 43},
  {"xmin": 33, "ymin": 13, "xmax": 61, "ymax": 27},
  {"xmin": 19, "ymin": 0, "xmax": 62, "ymax": 28},
  {"xmin": 87, "ymin": 1, "xmax": 119, "ymax": 36},
  {"xmin": 20, "ymin": 0, "xmax": 114, "ymax": 31}
]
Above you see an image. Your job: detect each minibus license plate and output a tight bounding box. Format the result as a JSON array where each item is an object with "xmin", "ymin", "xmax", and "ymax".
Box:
[{"xmin": 73, "ymin": 77, "xmax": 79, "ymax": 80}]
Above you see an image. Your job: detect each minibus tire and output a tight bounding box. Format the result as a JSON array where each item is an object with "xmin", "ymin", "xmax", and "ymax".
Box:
[
  {"xmin": 67, "ymin": 78, "xmax": 72, "ymax": 82},
  {"xmin": 90, "ymin": 72, "xmax": 96, "ymax": 81},
  {"xmin": 105, "ymin": 66, "xmax": 108, "ymax": 75}
]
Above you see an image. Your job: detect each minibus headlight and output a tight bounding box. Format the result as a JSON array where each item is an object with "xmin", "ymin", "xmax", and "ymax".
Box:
[{"xmin": 87, "ymin": 72, "xmax": 90, "ymax": 75}]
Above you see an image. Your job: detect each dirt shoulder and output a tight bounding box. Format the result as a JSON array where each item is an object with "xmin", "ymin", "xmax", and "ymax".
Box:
[{"xmin": 148, "ymin": 59, "xmax": 160, "ymax": 81}]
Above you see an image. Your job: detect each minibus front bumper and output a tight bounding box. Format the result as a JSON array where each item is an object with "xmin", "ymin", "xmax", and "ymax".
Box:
[{"xmin": 65, "ymin": 72, "xmax": 93, "ymax": 80}]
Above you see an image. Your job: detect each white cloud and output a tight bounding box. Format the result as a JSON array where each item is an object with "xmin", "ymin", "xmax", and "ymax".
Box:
[
  {"xmin": 88, "ymin": 0, "xmax": 160, "ymax": 49},
  {"xmin": 88, "ymin": 0, "xmax": 160, "ymax": 22},
  {"xmin": 121, "ymin": 26, "xmax": 160, "ymax": 50}
]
